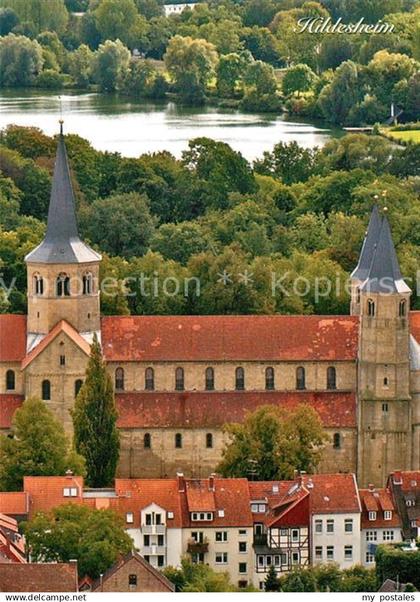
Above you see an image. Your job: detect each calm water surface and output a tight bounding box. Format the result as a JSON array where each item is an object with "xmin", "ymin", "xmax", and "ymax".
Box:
[{"xmin": 0, "ymin": 91, "xmax": 341, "ymax": 160}]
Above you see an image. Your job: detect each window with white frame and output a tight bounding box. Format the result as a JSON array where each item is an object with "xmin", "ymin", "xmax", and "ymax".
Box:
[
  {"xmin": 326, "ymin": 519, "xmax": 334, "ymax": 533},
  {"xmin": 239, "ymin": 529, "xmax": 247, "ymax": 535},
  {"xmin": 291, "ymin": 529, "xmax": 299, "ymax": 542},
  {"xmin": 239, "ymin": 542, "xmax": 247, "ymax": 553},
  {"xmin": 215, "ymin": 531, "xmax": 228, "ymax": 542},
  {"xmin": 365, "ymin": 552, "xmax": 375, "ymax": 564},
  {"xmin": 366, "ymin": 531, "xmax": 377, "ymax": 541},
  {"xmin": 383, "ymin": 531, "xmax": 394, "ymax": 541},
  {"xmin": 291, "ymin": 551, "xmax": 300, "ymax": 565},
  {"xmin": 315, "ymin": 519, "xmax": 322, "ymax": 533},
  {"xmin": 126, "ymin": 512, "xmax": 134, "ymax": 524},
  {"xmin": 251, "ymin": 503, "xmax": 266, "ymax": 513},
  {"xmin": 315, "ymin": 546, "xmax": 322, "ymax": 560},
  {"xmin": 215, "ymin": 552, "xmax": 228, "ymax": 564},
  {"xmin": 192, "ymin": 512, "xmax": 213, "ymax": 521},
  {"xmin": 368, "ymin": 511, "xmax": 377, "ymax": 521},
  {"xmin": 63, "ymin": 487, "xmax": 78, "ymax": 497},
  {"xmin": 344, "ymin": 518, "xmax": 353, "ymax": 533},
  {"xmin": 344, "ymin": 545, "xmax": 353, "ymax": 561},
  {"xmin": 326, "ymin": 546, "xmax": 334, "ymax": 561},
  {"xmin": 384, "ymin": 511, "xmax": 392, "ymax": 520}
]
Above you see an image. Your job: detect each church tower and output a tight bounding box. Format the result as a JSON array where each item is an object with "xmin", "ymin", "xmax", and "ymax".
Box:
[
  {"xmin": 25, "ymin": 123, "xmax": 101, "ymax": 350},
  {"xmin": 355, "ymin": 207, "xmax": 412, "ymax": 486}
]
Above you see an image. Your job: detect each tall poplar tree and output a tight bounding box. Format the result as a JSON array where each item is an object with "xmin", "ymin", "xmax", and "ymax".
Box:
[{"xmin": 72, "ymin": 334, "xmax": 120, "ymax": 487}]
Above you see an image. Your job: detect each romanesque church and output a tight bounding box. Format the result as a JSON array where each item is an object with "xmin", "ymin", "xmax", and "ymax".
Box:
[{"xmin": 1, "ymin": 130, "xmax": 419, "ymax": 487}]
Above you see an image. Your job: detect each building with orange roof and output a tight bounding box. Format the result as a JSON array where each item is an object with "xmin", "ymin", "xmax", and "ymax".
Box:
[
  {"xmin": 387, "ymin": 471, "xmax": 420, "ymax": 540},
  {"xmin": 0, "ymin": 513, "xmax": 26, "ymax": 563},
  {"xmin": 0, "ymin": 130, "xmax": 419, "ymax": 488}
]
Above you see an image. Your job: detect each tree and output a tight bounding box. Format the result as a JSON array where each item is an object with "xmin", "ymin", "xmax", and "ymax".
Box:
[
  {"xmin": 23, "ymin": 504, "xmax": 133, "ymax": 579},
  {"xmin": 68, "ymin": 44, "xmax": 94, "ymax": 88},
  {"xmin": 93, "ymin": 0, "xmax": 138, "ymax": 44},
  {"xmin": 0, "ymin": 397, "xmax": 85, "ymax": 491},
  {"xmin": 265, "ymin": 565, "xmax": 281, "ymax": 591},
  {"xmin": 164, "ymin": 35, "xmax": 218, "ymax": 104},
  {"xmin": 255, "ymin": 141, "xmax": 318, "ymax": 184},
  {"xmin": 217, "ymin": 404, "xmax": 327, "ymax": 480},
  {"xmin": 375, "ymin": 544, "xmax": 420, "ymax": 591},
  {"xmin": 0, "ymin": 6, "xmax": 19, "ymax": 34},
  {"xmin": 72, "ymin": 335, "xmax": 120, "ymax": 487},
  {"xmin": 92, "ymin": 38, "xmax": 130, "ymax": 92},
  {"xmin": 280, "ymin": 568, "xmax": 317, "ymax": 592},
  {"xmin": 318, "ymin": 60, "xmax": 361, "ymax": 125},
  {"xmin": 282, "ymin": 64, "xmax": 317, "ymax": 97},
  {"xmin": 0, "ymin": 0, "xmax": 69, "ymax": 34},
  {"xmin": 0, "ymin": 33, "xmax": 43, "ymax": 87},
  {"xmin": 240, "ymin": 26, "xmax": 281, "ymax": 65},
  {"xmin": 151, "ymin": 221, "xmax": 209, "ymax": 265},
  {"xmin": 162, "ymin": 557, "xmax": 236, "ymax": 592},
  {"xmin": 243, "ymin": 0, "xmax": 277, "ymax": 27},
  {"xmin": 81, "ymin": 192, "xmax": 156, "ymax": 258},
  {"xmin": 216, "ymin": 52, "xmax": 247, "ymax": 97}
]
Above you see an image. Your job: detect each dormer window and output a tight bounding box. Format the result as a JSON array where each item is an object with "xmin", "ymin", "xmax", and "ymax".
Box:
[
  {"xmin": 367, "ymin": 299, "xmax": 375, "ymax": 317},
  {"xmin": 251, "ymin": 503, "xmax": 266, "ymax": 513},
  {"xmin": 384, "ymin": 511, "xmax": 392, "ymax": 520},
  {"xmin": 368, "ymin": 511, "xmax": 377, "ymax": 521},
  {"xmin": 63, "ymin": 487, "xmax": 78, "ymax": 497},
  {"xmin": 191, "ymin": 512, "xmax": 213, "ymax": 521},
  {"xmin": 56, "ymin": 273, "xmax": 70, "ymax": 297},
  {"xmin": 399, "ymin": 299, "xmax": 406, "ymax": 317}
]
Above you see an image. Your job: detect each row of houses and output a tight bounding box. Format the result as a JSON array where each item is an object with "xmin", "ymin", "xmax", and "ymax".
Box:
[{"xmin": 1, "ymin": 471, "xmax": 419, "ymax": 591}]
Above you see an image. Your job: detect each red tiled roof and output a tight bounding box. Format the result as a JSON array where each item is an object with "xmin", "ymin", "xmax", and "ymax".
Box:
[
  {"xmin": 301, "ymin": 473, "xmax": 361, "ymax": 514},
  {"xmin": 410, "ymin": 312, "xmax": 420, "ymax": 344},
  {"xmin": 116, "ymin": 391, "xmax": 356, "ymax": 429},
  {"xmin": 22, "ymin": 320, "xmax": 91, "ymax": 369},
  {"xmin": 185, "ymin": 480, "xmax": 217, "ymax": 512},
  {"xmin": 24, "ymin": 476, "xmax": 84, "ymax": 517},
  {"xmin": 0, "ymin": 563, "xmax": 78, "ymax": 592},
  {"xmin": 0, "ymin": 492, "xmax": 28, "ymax": 516},
  {"xmin": 359, "ymin": 488, "xmax": 401, "ymax": 529},
  {"xmin": 269, "ymin": 490, "xmax": 310, "ymax": 528},
  {"xmin": 0, "ymin": 315, "xmax": 26, "ymax": 362},
  {"xmin": 101, "ymin": 315, "xmax": 359, "ymax": 362},
  {"xmin": 0, "ymin": 394, "xmax": 24, "ymax": 429}
]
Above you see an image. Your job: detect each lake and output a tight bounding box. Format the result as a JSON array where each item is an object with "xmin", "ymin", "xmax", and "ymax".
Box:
[{"xmin": 0, "ymin": 90, "xmax": 341, "ymax": 160}]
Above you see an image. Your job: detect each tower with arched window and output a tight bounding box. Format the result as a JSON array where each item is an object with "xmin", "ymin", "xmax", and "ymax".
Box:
[
  {"xmin": 354, "ymin": 207, "xmax": 412, "ymax": 486},
  {"xmin": 25, "ymin": 123, "xmax": 101, "ymax": 347}
]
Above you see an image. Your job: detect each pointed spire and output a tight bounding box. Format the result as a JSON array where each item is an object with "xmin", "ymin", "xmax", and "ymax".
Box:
[
  {"xmin": 351, "ymin": 204, "xmax": 382, "ymax": 282},
  {"xmin": 361, "ymin": 213, "xmax": 411, "ymax": 294},
  {"xmin": 25, "ymin": 123, "xmax": 101, "ymax": 265}
]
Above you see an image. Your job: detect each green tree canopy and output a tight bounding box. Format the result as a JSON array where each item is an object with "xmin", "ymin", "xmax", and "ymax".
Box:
[
  {"xmin": 72, "ymin": 335, "xmax": 120, "ymax": 487},
  {"xmin": 0, "ymin": 397, "xmax": 85, "ymax": 491},
  {"xmin": 0, "ymin": 33, "xmax": 43, "ymax": 86},
  {"xmin": 92, "ymin": 38, "xmax": 131, "ymax": 91},
  {"xmin": 217, "ymin": 404, "xmax": 328, "ymax": 480},
  {"xmin": 23, "ymin": 504, "xmax": 133, "ymax": 579}
]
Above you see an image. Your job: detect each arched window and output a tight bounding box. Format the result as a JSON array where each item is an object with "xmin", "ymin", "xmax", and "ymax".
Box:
[
  {"xmin": 383, "ymin": 377, "xmax": 389, "ymax": 387},
  {"xmin": 399, "ymin": 299, "xmax": 406, "ymax": 317},
  {"xmin": 175, "ymin": 367, "xmax": 184, "ymax": 391},
  {"xmin": 56, "ymin": 273, "xmax": 70, "ymax": 297},
  {"xmin": 235, "ymin": 367, "xmax": 245, "ymax": 391},
  {"xmin": 206, "ymin": 433, "xmax": 213, "ymax": 448},
  {"xmin": 6, "ymin": 370, "xmax": 15, "ymax": 391},
  {"xmin": 175, "ymin": 433, "xmax": 182, "ymax": 448},
  {"xmin": 265, "ymin": 367, "xmax": 275, "ymax": 390},
  {"xmin": 115, "ymin": 367, "xmax": 124, "ymax": 391},
  {"xmin": 83, "ymin": 273, "xmax": 93, "ymax": 295},
  {"xmin": 144, "ymin": 433, "xmax": 151, "ymax": 449},
  {"xmin": 367, "ymin": 299, "xmax": 375, "ymax": 317},
  {"xmin": 327, "ymin": 367, "xmax": 336, "ymax": 390},
  {"xmin": 205, "ymin": 367, "xmax": 214, "ymax": 391},
  {"xmin": 296, "ymin": 367, "xmax": 305, "ymax": 390},
  {"xmin": 74, "ymin": 379, "xmax": 83, "ymax": 398},
  {"xmin": 42, "ymin": 379, "xmax": 51, "ymax": 401},
  {"xmin": 33, "ymin": 273, "xmax": 43, "ymax": 296},
  {"xmin": 145, "ymin": 367, "xmax": 154, "ymax": 391},
  {"xmin": 333, "ymin": 433, "xmax": 341, "ymax": 449},
  {"xmin": 356, "ymin": 287, "xmax": 360, "ymax": 304}
]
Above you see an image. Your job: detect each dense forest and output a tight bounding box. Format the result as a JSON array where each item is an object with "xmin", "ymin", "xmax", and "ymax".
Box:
[
  {"xmin": 0, "ymin": 125, "xmax": 419, "ymax": 316},
  {"xmin": 0, "ymin": 0, "xmax": 418, "ymax": 124}
]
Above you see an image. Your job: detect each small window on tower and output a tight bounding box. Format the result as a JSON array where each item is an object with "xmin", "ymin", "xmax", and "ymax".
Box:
[
  {"xmin": 33, "ymin": 274, "xmax": 44, "ymax": 296},
  {"xmin": 367, "ymin": 299, "xmax": 375, "ymax": 317},
  {"xmin": 42, "ymin": 380, "xmax": 51, "ymax": 401},
  {"xmin": 115, "ymin": 367, "xmax": 124, "ymax": 391},
  {"xmin": 82, "ymin": 273, "xmax": 93, "ymax": 295},
  {"xmin": 145, "ymin": 367, "xmax": 154, "ymax": 391},
  {"xmin": 383, "ymin": 377, "xmax": 389, "ymax": 388},
  {"xmin": 60, "ymin": 355, "xmax": 65, "ymax": 366},
  {"xmin": 56, "ymin": 273, "xmax": 70, "ymax": 297},
  {"xmin": 6, "ymin": 370, "xmax": 15, "ymax": 391},
  {"xmin": 399, "ymin": 299, "xmax": 406, "ymax": 317},
  {"xmin": 333, "ymin": 433, "xmax": 341, "ymax": 449},
  {"xmin": 382, "ymin": 403, "xmax": 389, "ymax": 413},
  {"xmin": 74, "ymin": 379, "xmax": 83, "ymax": 397}
]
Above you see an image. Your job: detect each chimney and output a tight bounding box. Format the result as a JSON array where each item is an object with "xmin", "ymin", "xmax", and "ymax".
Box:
[
  {"xmin": 209, "ymin": 473, "xmax": 216, "ymax": 492},
  {"xmin": 368, "ymin": 483, "xmax": 375, "ymax": 492},
  {"xmin": 177, "ymin": 472, "xmax": 185, "ymax": 493},
  {"xmin": 65, "ymin": 469, "xmax": 74, "ymax": 478}
]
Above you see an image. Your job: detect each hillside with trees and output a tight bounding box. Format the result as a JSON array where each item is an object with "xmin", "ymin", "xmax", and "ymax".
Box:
[{"xmin": 0, "ymin": 0, "xmax": 418, "ymax": 123}]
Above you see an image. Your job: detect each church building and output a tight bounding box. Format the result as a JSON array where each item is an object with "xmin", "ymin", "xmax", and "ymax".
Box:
[{"xmin": 0, "ymin": 130, "xmax": 419, "ymax": 486}]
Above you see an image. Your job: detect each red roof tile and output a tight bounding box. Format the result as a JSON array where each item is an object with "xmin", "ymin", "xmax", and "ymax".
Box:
[
  {"xmin": 359, "ymin": 488, "xmax": 401, "ymax": 529},
  {"xmin": 0, "ymin": 394, "xmax": 24, "ymax": 429},
  {"xmin": 21, "ymin": 320, "xmax": 90, "ymax": 369},
  {"xmin": 0, "ymin": 492, "xmax": 28, "ymax": 516},
  {"xmin": 24, "ymin": 476, "xmax": 84, "ymax": 517},
  {"xmin": 0, "ymin": 563, "xmax": 78, "ymax": 592},
  {"xmin": 410, "ymin": 312, "xmax": 420, "ymax": 344},
  {"xmin": 0, "ymin": 315, "xmax": 26, "ymax": 362},
  {"xmin": 101, "ymin": 315, "xmax": 359, "ymax": 362},
  {"xmin": 185, "ymin": 480, "xmax": 217, "ymax": 512},
  {"xmin": 116, "ymin": 391, "xmax": 356, "ymax": 429},
  {"xmin": 301, "ymin": 473, "xmax": 361, "ymax": 514}
]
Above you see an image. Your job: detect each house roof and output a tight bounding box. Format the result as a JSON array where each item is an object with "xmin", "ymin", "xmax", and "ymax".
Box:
[
  {"xmin": 0, "ymin": 513, "xmax": 26, "ymax": 563},
  {"xmin": 301, "ymin": 473, "xmax": 361, "ymax": 514},
  {"xmin": 0, "ymin": 315, "xmax": 27, "ymax": 362},
  {"xmin": 389, "ymin": 471, "xmax": 420, "ymax": 491},
  {"xmin": 185, "ymin": 479, "xmax": 217, "ymax": 512},
  {"xmin": 101, "ymin": 315, "xmax": 359, "ymax": 362},
  {"xmin": 0, "ymin": 563, "xmax": 78, "ymax": 592},
  {"xmin": 23, "ymin": 476, "xmax": 84, "ymax": 516},
  {"xmin": 90, "ymin": 551, "xmax": 174, "ymax": 592},
  {"xmin": 359, "ymin": 487, "xmax": 401, "ymax": 529},
  {"xmin": 116, "ymin": 391, "xmax": 356, "ymax": 429},
  {"xmin": 21, "ymin": 320, "xmax": 91, "ymax": 369},
  {"xmin": 25, "ymin": 130, "xmax": 100, "ymax": 265},
  {"xmin": 0, "ymin": 492, "xmax": 28, "ymax": 517},
  {"xmin": 410, "ymin": 313, "xmax": 420, "ymax": 346},
  {"xmin": 0, "ymin": 395, "xmax": 24, "ymax": 429}
]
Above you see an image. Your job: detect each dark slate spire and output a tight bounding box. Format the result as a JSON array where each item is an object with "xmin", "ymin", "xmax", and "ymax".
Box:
[
  {"xmin": 351, "ymin": 204, "xmax": 382, "ymax": 282},
  {"xmin": 25, "ymin": 123, "xmax": 101, "ymax": 264},
  {"xmin": 361, "ymin": 213, "xmax": 411, "ymax": 294}
]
